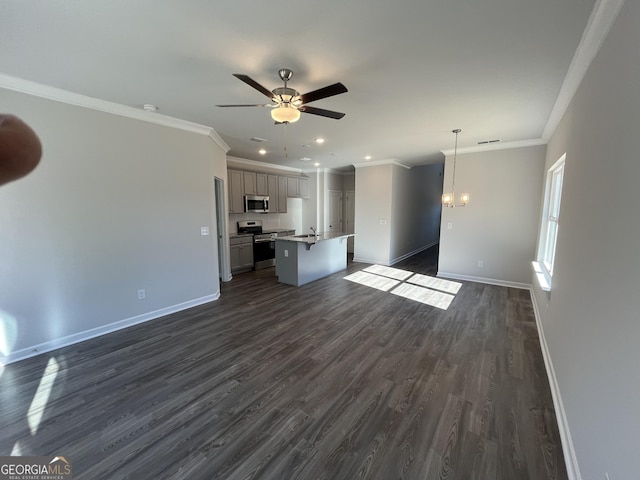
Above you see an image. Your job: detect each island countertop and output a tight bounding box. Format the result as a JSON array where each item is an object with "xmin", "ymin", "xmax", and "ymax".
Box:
[{"xmin": 276, "ymin": 231, "xmax": 354, "ymax": 245}]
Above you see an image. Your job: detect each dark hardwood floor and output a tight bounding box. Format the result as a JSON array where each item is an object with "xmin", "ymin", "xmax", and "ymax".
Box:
[{"xmin": 0, "ymin": 246, "xmax": 567, "ymax": 479}]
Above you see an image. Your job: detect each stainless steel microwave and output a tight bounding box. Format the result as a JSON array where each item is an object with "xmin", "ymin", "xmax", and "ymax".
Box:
[{"xmin": 244, "ymin": 195, "xmax": 270, "ymax": 213}]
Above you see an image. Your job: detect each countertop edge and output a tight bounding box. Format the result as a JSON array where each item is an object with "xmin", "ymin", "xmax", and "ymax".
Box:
[{"xmin": 276, "ymin": 232, "xmax": 355, "ymax": 245}]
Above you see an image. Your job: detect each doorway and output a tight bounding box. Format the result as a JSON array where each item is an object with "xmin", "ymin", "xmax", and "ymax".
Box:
[
  {"xmin": 328, "ymin": 190, "xmax": 343, "ymax": 233},
  {"xmin": 345, "ymin": 190, "xmax": 355, "ymax": 253},
  {"xmin": 214, "ymin": 177, "xmax": 231, "ymax": 282}
]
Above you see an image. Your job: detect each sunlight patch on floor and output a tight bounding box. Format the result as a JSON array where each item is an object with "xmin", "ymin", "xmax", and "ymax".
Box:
[
  {"xmin": 344, "ymin": 265, "xmax": 462, "ymax": 310},
  {"xmin": 11, "ymin": 441, "xmax": 22, "ymax": 456},
  {"xmin": 343, "ymin": 271, "xmax": 400, "ymax": 291},
  {"xmin": 363, "ymin": 264, "xmax": 414, "ymax": 281},
  {"xmin": 27, "ymin": 356, "xmax": 60, "ymax": 435},
  {"xmin": 406, "ymin": 273, "xmax": 462, "ymax": 294}
]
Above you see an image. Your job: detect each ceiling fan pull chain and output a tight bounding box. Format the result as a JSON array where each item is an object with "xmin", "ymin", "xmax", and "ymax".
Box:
[{"xmin": 283, "ymin": 123, "xmax": 288, "ymax": 158}]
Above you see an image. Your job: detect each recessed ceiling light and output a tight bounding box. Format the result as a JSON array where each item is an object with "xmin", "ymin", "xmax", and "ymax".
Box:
[
  {"xmin": 315, "ymin": 138, "xmax": 325, "ymax": 144},
  {"xmin": 142, "ymin": 104, "xmax": 158, "ymax": 112},
  {"xmin": 365, "ymin": 155, "xmax": 372, "ymax": 160},
  {"xmin": 258, "ymin": 148, "xmax": 267, "ymax": 155},
  {"xmin": 314, "ymin": 162, "xmax": 320, "ymax": 167},
  {"xmin": 300, "ymin": 157, "xmax": 311, "ymax": 162}
]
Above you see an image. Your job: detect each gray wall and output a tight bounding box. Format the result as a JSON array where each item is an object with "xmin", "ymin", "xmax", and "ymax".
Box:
[
  {"xmin": 342, "ymin": 171, "xmax": 355, "ymax": 192},
  {"xmin": 391, "ymin": 163, "xmax": 443, "ymax": 262},
  {"xmin": 531, "ymin": 2, "xmax": 640, "ymax": 478},
  {"xmin": 439, "ymin": 146, "xmax": 546, "ymax": 286},
  {"xmin": 354, "ymin": 162, "xmax": 443, "ymax": 265},
  {"xmin": 0, "ymin": 88, "xmax": 226, "ymax": 362},
  {"xmin": 354, "ymin": 164, "xmax": 393, "ymax": 264}
]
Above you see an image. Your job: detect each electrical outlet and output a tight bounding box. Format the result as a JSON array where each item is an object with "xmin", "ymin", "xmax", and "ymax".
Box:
[
  {"xmin": 201, "ymin": 227, "xmax": 209, "ymax": 236},
  {"xmin": 477, "ymin": 260, "xmax": 484, "ymax": 268},
  {"xmin": 137, "ymin": 289, "xmax": 146, "ymax": 300},
  {"xmin": 447, "ymin": 222, "xmax": 453, "ymax": 229},
  {"xmin": 284, "ymin": 249, "xmax": 289, "ymax": 257}
]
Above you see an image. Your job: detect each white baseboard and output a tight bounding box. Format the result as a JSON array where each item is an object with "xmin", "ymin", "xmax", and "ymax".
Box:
[
  {"xmin": 529, "ymin": 289, "xmax": 582, "ymax": 480},
  {"xmin": 2, "ymin": 292, "xmax": 219, "ymax": 365},
  {"xmin": 389, "ymin": 242, "xmax": 438, "ymax": 266},
  {"xmin": 436, "ymin": 271, "xmax": 531, "ymax": 290},
  {"xmin": 352, "ymin": 256, "xmax": 388, "ymax": 265},
  {"xmin": 353, "ymin": 242, "xmax": 438, "ymax": 267}
]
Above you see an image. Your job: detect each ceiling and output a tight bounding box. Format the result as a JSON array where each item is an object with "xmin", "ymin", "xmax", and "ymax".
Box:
[{"xmin": 1, "ymin": 0, "xmax": 596, "ymax": 171}]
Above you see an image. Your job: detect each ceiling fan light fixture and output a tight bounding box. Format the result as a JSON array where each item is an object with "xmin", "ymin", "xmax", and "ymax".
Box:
[{"xmin": 271, "ymin": 105, "xmax": 301, "ymax": 123}]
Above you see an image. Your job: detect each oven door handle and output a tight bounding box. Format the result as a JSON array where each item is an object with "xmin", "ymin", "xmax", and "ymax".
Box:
[{"xmin": 254, "ymin": 238, "xmax": 273, "ymax": 244}]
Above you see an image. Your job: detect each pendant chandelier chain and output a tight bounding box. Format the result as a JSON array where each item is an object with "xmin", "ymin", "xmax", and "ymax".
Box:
[{"xmin": 451, "ymin": 128, "xmax": 460, "ymax": 194}]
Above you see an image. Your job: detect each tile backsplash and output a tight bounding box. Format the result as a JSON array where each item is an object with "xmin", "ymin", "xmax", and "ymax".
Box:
[{"xmin": 229, "ymin": 197, "xmax": 302, "ymax": 234}]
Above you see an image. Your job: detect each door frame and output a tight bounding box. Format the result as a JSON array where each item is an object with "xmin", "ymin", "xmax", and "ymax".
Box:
[{"xmin": 214, "ymin": 177, "xmax": 232, "ymax": 282}]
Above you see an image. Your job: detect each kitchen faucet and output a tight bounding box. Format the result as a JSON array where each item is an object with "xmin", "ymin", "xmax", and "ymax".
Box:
[{"xmin": 310, "ymin": 226, "xmax": 316, "ymax": 236}]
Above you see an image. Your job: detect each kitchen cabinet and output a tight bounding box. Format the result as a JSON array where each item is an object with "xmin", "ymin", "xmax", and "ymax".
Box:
[
  {"xmin": 256, "ymin": 173, "xmax": 268, "ymax": 195},
  {"xmin": 299, "ymin": 177, "xmax": 309, "ymax": 198},
  {"xmin": 268, "ymin": 174, "xmax": 288, "ymax": 213},
  {"xmin": 228, "ymin": 170, "xmax": 244, "ymax": 214},
  {"xmin": 287, "ymin": 176, "xmax": 309, "ymax": 198},
  {"xmin": 244, "ymin": 172, "xmax": 268, "ymax": 196},
  {"xmin": 230, "ymin": 236, "xmax": 253, "ymax": 273},
  {"xmin": 278, "ymin": 176, "xmax": 288, "ymax": 212},
  {"xmin": 243, "ymin": 172, "xmax": 256, "ymax": 195}
]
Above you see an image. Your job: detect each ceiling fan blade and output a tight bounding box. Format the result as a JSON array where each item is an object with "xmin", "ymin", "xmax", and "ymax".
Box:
[
  {"xmin": 216, "ymin": 104, "xmax": 274, "ymax": 107},
  {"xmin": 298, "ymin": 105, "xmax": 345, "ymax": 119},
  {"xmin": 299, "ymin": 82, "xmax": 348, "ymax": 105},
  {"xmin": 232, "ymin": 74, "xmax": 275, "ymax": 99}
]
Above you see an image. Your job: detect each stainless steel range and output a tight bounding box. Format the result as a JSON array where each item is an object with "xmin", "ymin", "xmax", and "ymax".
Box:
[{"xmin": 237, "ymin": 220, "xmax": 277, "ymax": 270}]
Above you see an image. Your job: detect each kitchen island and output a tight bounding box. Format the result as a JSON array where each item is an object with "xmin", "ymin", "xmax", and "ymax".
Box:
[{"xmin": 275, "ymin": 232, "xmax": 355, "ymax": 286}]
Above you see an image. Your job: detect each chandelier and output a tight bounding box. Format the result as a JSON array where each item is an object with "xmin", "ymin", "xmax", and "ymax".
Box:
[{"xmin": 442, "ymin": 129, "xmax": 469, "ymax": 208}]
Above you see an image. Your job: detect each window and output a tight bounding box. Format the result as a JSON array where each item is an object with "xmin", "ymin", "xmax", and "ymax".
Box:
[{"xmin": 533, "ymin": 154, "xmax": 565, "ymax": 291}]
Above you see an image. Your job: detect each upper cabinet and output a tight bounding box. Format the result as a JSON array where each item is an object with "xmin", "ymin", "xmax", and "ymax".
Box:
[
  {"xmin": 228, "ymin": 170, "xmax": 244, "ymax": 214},
  {"xmin": 299, "ymin": 177, "xmax": 309, "ymax": 198},
  {"xmin": 256, "ymin": 173, "xmax": 268, "ymax": 196},
  {"xmin": 243, "ymin": 171, "xmax": 268, "ymax": 196},
  {"xmin": 278, "ymin": 176, "xmax": 288, "ymax": 212},
  {"xmin": 243, "ymin": 172, "xmax": 256, "ymax": 195},
  {"xmin": 268, "ymin": 175, "xmax": 287, "ymax": 213},
  {"xmin": 228, "ymin": 166, "xmax": 308, "ymax": 213},
  {"xmin": 287, "ymin": 176, "xmax": 309, "ymax": 198}
]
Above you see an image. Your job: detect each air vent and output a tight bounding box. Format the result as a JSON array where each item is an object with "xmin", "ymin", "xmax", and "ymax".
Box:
[
  {"xmin": 478, "ymin": 139, "xmax": 500, "ymax": 145},
  {"xmin": 250, "ymin": 137, "xmax": 268, "ymax": 143}
]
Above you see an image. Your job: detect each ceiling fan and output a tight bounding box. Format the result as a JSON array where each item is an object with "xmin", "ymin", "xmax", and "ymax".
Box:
[{"xmin": 216, "ymin": 68, "xmax": 347, "ymax": 123}]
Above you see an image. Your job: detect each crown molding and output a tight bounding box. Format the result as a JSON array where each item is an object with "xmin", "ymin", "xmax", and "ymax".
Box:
[
  {"xmin": 441, "ymin": 138, "xmax": 547, "ymax": 156},
  {"xmin": 352, "ymin": 159, "xmax": 411, "ymax": 170},
  {"xmin": 0, "ymin": 73, "xmax": 230, "ymax": 152},
  {"xmin": 303, "ymin": 167, "xmax": 354, "ymax": 175},
  {"xmin": 207, "ymin": 130, "xmax": 231, "ymax": 153},
  {"xmin": 227, "ymin": 156, "xmax": 304, "ymax": 174},
  {"xmin": 542, "ymin": 0, "xmax": 625, "ymax": 141}
]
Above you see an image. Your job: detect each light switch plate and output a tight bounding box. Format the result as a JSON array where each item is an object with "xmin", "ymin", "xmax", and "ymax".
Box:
[{"xmin": 201, "ymin": 227, "xmax": 209, "ymax": 236}]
